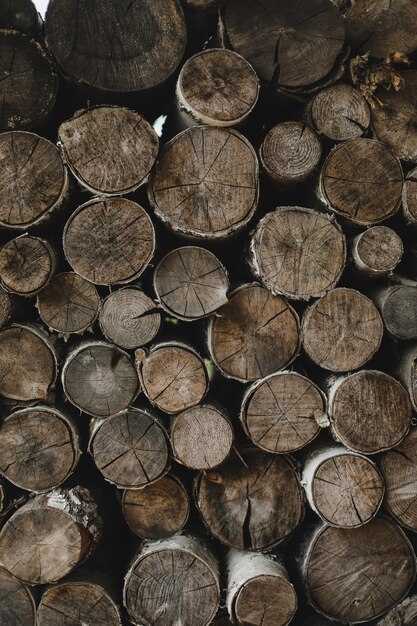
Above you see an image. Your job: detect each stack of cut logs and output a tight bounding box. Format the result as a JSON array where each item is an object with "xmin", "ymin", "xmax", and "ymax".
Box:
[{"xmin": 2, "ymin": 0, "xmax": 417, "ymax": 624}]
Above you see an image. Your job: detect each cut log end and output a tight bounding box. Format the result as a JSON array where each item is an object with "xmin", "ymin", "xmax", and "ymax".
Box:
[
  {"xmin": 309, "ymin": 83, "xmax": 370, "ymax": 141},
  {"xmin": 351, "ymin": 226, "xmax": 403, "ymax": 276},
  {"xmin": 0, "ymin": 236, "xmax": 56, "ymax": 296},
  {"xmin": 0, "ymin": 566, "xmax": 36, "ymax": 626},
  {"xmin": 373, "ymin": 285, "xmax": 417, "ymax": 341}
]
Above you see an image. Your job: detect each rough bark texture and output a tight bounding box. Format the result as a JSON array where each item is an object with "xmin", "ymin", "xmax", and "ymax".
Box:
[
  {"xmin": 196, "ymin": 449, "xmax": 305, "ymax": 550},
  {"xmin": 0, "ymin": 288, "xmax": 12, "ymax": 328},
  {"xmin": 250, "ymin": 208, "xmax": 346, "ymax": 301},
  {"xmin": 351, "ymin": 226, "xmax": 403, "ymax": 277},
  {"xmin": 154, "ymin": 246, "xmax": 229, "ymax": 320},
  {"xmin": 148, "ymin": 126, "xmax": 259, "ymax": 239},
  {"xmin": 0, "ymin": 235, "xmax": 56, "ymax": 296},
  {"xmin": 122, "ymin": 474, "xmax": 189, "ymax": 540},
  {"xmin": 0, "ymin": 565, "xmax": 36, "ymax": 626},
  {"xmin": 377, "ymin": 594, "xmax": 417, "ymax": 626},
  {"xmin": 58, "ymin": 106, "xmax": 159, "ymax": 195},
  {"xmin": 371, "ymin": 284, "xmax": 417, "ymax": 341},
  {"xmin": 308, "ymin": 83, "xmax": 370, "ymax": 141}
]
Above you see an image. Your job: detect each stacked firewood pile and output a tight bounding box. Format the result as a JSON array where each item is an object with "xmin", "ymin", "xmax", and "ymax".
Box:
[{"xmin": 2, "ymin": 0, "xmax": 417, "ymax": 624}]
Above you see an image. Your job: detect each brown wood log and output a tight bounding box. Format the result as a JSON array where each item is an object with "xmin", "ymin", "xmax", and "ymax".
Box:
[
  {"xmin": 0, "ymin": 324, "xmax": 57, "ymax": 401},
  {"xmin": 371, "ymin": 71, "xmax": 417, "ymax": 163},
  {"xmin": 148, "ymin": 126, "xmax": 259, "ymax": 239},
  {"xmin": 222, "ymin": 0, "xmax": 345, "ymax": 91},
  {"xmin": 176, "ymin": 48, "xmax": 259, "ymax": 128},
  {"xmin": 240, "ymin": 371, "xmax": 325, "ymax": 454},
  {"xmin": 99, "ymin": 288, "xmax": 161, "ymax": 349},
  {"xmin": 301, "ymin": 287, "xmax": 383, "ymax": 372},
  {"xmin": 0, "ymin": 486, "xmax": 102, "ymax": 585},
  {"xmin": 0, "ymin": 565, "xmax": 36, "ymax": 626},
  {"xmin": 250, "ymin": 208, "xmax": 346, "ymax": 301},
  {"xmin": 301, "ymin": 443, "xmax": 384, "ymax": 528},
  {"xmin": 319, "ymin": 138, "xmax": 403, "ymax": 226},
  {"xmin": 136, "ymin": 342, "xmax": 208, "ymax": 414},
  {"xmin": 123, "ymin": 535, "xmax": 220, "ymax": 626},
  {"xmin": 307, "ymin": 83, "xmax": 370, "ymax": 141},
  {"xmin": 153, "ymin": 246, "xmax": 229, "ymax": 320},
  {"xmin": 380, "ymin": 429, "xmax": 417, "ymax": 533},
  {"xmin": 0, "ymin": 288, "xmax": 12, "ymax": 328},
  {"xmin": 0, "ymin": 405, "xmax": 80, "ymax": 492},
  {"xmin": 259, "ymin": 122, "xmax": 322, "ymax": 186},
  {"xmin": 62, "ymin": 340, "xmax": 139, "ymax": 418},
  {"xmin": 89, "ymin": 407, "xmax": 170, "ymax": 489},
  {"xmin": 226, "ymin": 550, "xmax": 297, "ymax": 626},
  {"xmin": 0, "ymin": 236, "xmax": 56, "ymax": 296},
  {"xmin": 208, "ymin": 283, "xmax": 300, "ymax": 381},
  {"xmin": 351, "ymin": 226, "xmax": 403, "ymax": 277},
  {"xmin": 0, "ymin": 30, "xmax": 58, "ymax": 130},
  {"xmin": 377, "ymin": 594, "xmax": 417, "ymax": 626},
  {"xmin": 45, "ymin": 0, "xmax": 186, "ymax": 101},
  {"xmin": 171, "ymin": 404, "xmax": 233, "ymax": 469},
  {"xmin": 195, "ymin": 449, "xmax": 304, "ymax": 550},
  {"xmin": 328, "ymin": 370, "xmax": 412, "ymax": 454},
  {"xmin": 395, "ymin": 342, "xmax": 417, "ymax": 412},
  {"xmin": 0, "ymin": 131, "xmax": 67, "ymax": 229},
  {"xmin": 0, "ymin": 0, "xmax": 42, "ymax": 34},
  {"xmin": 122, "ymin": 474, "xmax": 189, "ymax": 540},
  {"xmin": 371, "ymin": 284, "xmax": 417, "ymax": 341},
  {"xmin": 58, "ymin": 106, "xmax": 159, "ymax": 196},
  {"xmin": 402, "ymin": 165, "xmax": 417, "ymax": 227},
  {"xmin": 300, "ymin": 517, "xmax": 416, "ymax": 623},
  {"xmin": 37, "ymin": 272, "xmax": 100, "ymax": 336},
  {"xmin": 63, "ymin": 197, "xmax": 155, "ymax": 286}
]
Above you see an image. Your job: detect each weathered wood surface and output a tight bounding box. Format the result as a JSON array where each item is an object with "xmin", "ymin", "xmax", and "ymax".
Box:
[{"xmin": 0, "ymin": 236, "xmax": 56, "ymax": 296}]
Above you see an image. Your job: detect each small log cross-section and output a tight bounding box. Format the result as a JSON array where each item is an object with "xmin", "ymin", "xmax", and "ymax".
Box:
[
  {"xmin": 58, "ymin": 106, "xmax": 159, "ymax": 196},
  {"xmin": 250, "ymin": 208, "xmax": 346, "ymax": 301},
  {"xmin": 89, "ymin": 408, "xmax": 170, "ymax": 489},
  {"xmin": 0, "ymin": 30, "xmax": 58, "ymax": 130},
  {"xmin": 380, "ymin": 429, "xmax": 417, "ymax": 533},
  {"xmin": 0, "ymin": 566, "xmax": 36, "ymax": 626},
  {"xmin": 328, "ymin": 370, "xmax": 412, "ymax": 454},
  {"xmin": 223, "ymin": 0, "xmax": 345, "ymax": 90},
  {"xmin": 63, "ymin": 197, "xmax": 155, "ymax": 286},
  {"xmin": 176, "ymin": 48, "xmax": 259, "ymax": 128},
  {"xmin": 124, "ymin": 535, "xmax": 220, "ymax": 626},
  {"xmin": 0, "ymin": 486, "xmax": 102, "ymax": 585},
  {"xmin": 396, "ymin": 342, "xmax": 417, "ymax": 412},
  {"xmin": 351, "ymin": 226, "xmax": 403, "ymax": 277},
  {"xmin": 0, "ymin": 406, "xmax": 80, "ymax": 492},
  {"xmin": 302, "ymin": 444, "xmax": 384, "ymax": 528},
  {"xmin": 371, "ymin": 284, "xmax": 417, "ymax": 341},
  {"xmin": 171, "ymin": 404, "xmax": 234, "ymax": 469},
  {"xmin": 301, "ymin": 288, "xmax": 383, "ymax": 372},
  {"xmin": 226, "ymin": 550, "xmax": 297, "ymax": 626},
  {"xmin": 154, "ymin": 246, "xmax": 229, "ymax": 320},
  {"xmin": 99, "ymin": 288, "xmax": 161, "ymax": 349},
  {"xmin": 0, "ymin": 236, "xmax": 56, "ymax": 296},
  {"xmin": 259, "ymin": 122, "xmax": 322, "ymax": 186},
  {"xmin": 196, "ymin": 449, "xmax": 304, "ymax": 550},
  {"xmin": 137, "ymin": 342, "xmax": 208, "ymax": 413},
  {"xmin": 320, "ymin": 138, "xmax": 403, "ymax": 226},
  {"xmin": 62, "ymin": 341, "xmax": 139, "ymax": 418},
  {"xmin": 148, "ymin": 126, "xmax": 259, "ymax": 239},
  {"xmin": 403, "ymin": 165, "xmax": 417, "ymax": 227},
  {"xmin": 308, "ymin": 83, "xmax": 370, "ymax": 142},
  {"xmin": 37, "ymin": 272, "xmax": 100, "ymax": 336},
  {"xmin": 0, "ymin": 324, "xmax": 57, "ymax": 401},
  {"xmin": 209, "ymin": 284, "xmax": 300, "ymax": 381},
  {"xmin": 240, "ymin": 372, "xmax": 324, "ymax": 454},
  {"xmin": 122, "ymin": 474, "xmax": 190, "ymax": 540},
  {"xmin": 301, "ymin": 518, "xmax": 416, "ymax": 623},
  {"xmin": 0, "ymin": 131, "xmax": 67, "ymax": 229}
]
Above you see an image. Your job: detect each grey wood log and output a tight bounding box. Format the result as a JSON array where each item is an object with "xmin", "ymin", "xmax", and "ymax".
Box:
[
  {"xmin": 0, "ymin": 565, "xmax": 36, "ymax": 626},
  {"xmin": 351, "ymin": 226, "xmax": 403, "ymax": 277}
]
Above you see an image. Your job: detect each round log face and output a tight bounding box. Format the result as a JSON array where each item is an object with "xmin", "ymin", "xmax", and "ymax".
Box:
[
  {"xmin": 403, "ymin": 166, "xmax": 417, "ymax": 223},
  {"xmin": 330, "ymin": 370, "xmax": 412, "ymax": 454},
  {"xmin": 382, "ymin": 286, "xmax": 417, "ymax": 340},
  {"xmin": 0, "ymin": 236, "xmax": 55, "ymax": 296},
  {"xmin": 90, "ymin": 408, "xmax": 170, "ymax": 489},
  {"xmin": 235, "ymin": 574, "xmax": 297, "ymax": 626},
  {"xmin": 178, "ymin": 48, "xmax": 259, "ymax": 126},
  {"xmin": 58, "ymin": 106, "xmax": 159, "ymax": 195},
  {"xmin": 196, "ymin": 451, "xmax": 304, "ymax": 550},
  {"xmin": 38, "ymin": 582, "xmax": 122, "ymax": 626},
  {"xmin": 321, "ymin": 138, "xmax": 403, "ymax": 225},
  {"xmin": 251, "ymin": 208, "xmax": 346, "ymax": 301},
  {"xmin": 223, "ymin": 0, "xmax": 345, "ymax": 89},
  {"xmin": 305, "ymin": 518, "xmax": 416, "ymax": 622},
  {"xmin": 241, "ymin": 372, "xmax": 323, "ymax": 453},
  {"xmin": 310, "ymin": 83, "xmax": 370, "ymax": 141},
  {"xmin": 154, "ymin": 247, "xmax": 229, "ymax": 320},
  {"xmin": 0, "ymin": 566, "xmax": 36, "ymax": 626},
  {"xmin": 62, "ymin": 342, "xmax": 139, "ymax": 418},
  {"xmin": 45, "ymin": 0, "xmax": 186, "ymax": 93},
  {"xmin": 0, "ymin": 131, "xmax": 66, "ymax": 229},
  {"xmin": 302, "ymin": 288, "xmax": 383, "ymax": 372},
  {"xmin": 122, "ymin": 475, "xmax": 189, "ymax": 539},
  {"xmin": 0, "ymin": 0, "xmax": 41, "ymax": 33},
  {"xmin": 354, "ymin": 226, "xmax": 403, "ymax": 274},
  {"xmin": 149, "ymin": 126, "xmax": 259, "ymax": 238},
  {"xmin": 0, "ymin": 30, "xmax": 58, "ymax": 130},
  {"xmin": 63, "ymin": 197, "xmax": 155, "ymax": 286},
  {"xmin": 0, "ymin": 406, "xmax": 79, "ymax": 492}
]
